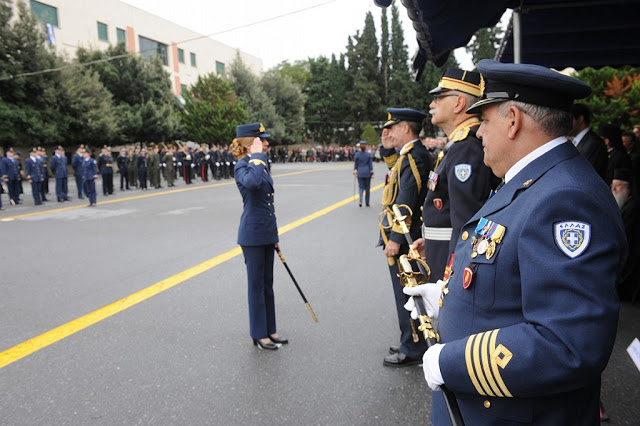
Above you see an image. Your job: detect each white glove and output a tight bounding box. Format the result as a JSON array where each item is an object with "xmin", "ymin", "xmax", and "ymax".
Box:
[
  {"xmin": 162, "ymin": 163, "xmax": 166, "ymax": 167},
  {"xmin": 423, "ymin": 343, "xmax": 445, "ymax": 391},
  {"xmin": 225, "ymin": 162, "xmax": 230, "ymax": 166},
  {"xmin": 191, "ymin": 163, "xmax": 195, "ymax": 168},
  {"xmin": 403, "ymin": 280, "xmax": 444, "ymax": 320},
  {"xmin": 177, "ymin": 162, "xmax": 182, "ymax": 166},
  {"xmin": 205, "ymin": 154, "xmax": 210, "ymax": 160},
  {"xmin": 215, "ymin": 162, "xmax": 220, "ymax": 166}
]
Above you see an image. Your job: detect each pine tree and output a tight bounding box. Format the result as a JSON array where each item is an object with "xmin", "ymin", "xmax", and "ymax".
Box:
[
  {"xmin": 388, "ymin": 3, "xmax": 413, "ymax": 109},
  {"xmin": 347, "ymin": 12, "xmax": 382, "ymax": 138},
  {"xmin": 380, "ymin": 7, "xmax": 390, "ymax": 106},
  {"xmin": 466, "ymin": 27, "xmax": 503, "ymax": 64}
]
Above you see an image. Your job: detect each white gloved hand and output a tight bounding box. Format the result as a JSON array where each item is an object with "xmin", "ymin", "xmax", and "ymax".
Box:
[
  {"xmin": 162, "ymin": 163, "xmax": 166, "ymax": 167},
  {"xmin": 423, "ymin": 343, "xmax": 445, "ymax": 391},
  {"xmin": 177, "ymin": 162, "xmax": 182, "ymax": 166},
  {"xmin": 191, "ymin": 163, "xmax": 195, "ymax": 168},
  {"xmin": 403, "ymin": 280, "xmax": 444, "ymax": 320}
]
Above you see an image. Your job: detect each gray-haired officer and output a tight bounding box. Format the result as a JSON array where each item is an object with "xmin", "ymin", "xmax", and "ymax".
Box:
[
  {"xmin": 379, "ymin": 108, "xmax": 433, "ymax": 367},
  {"xmin": 411, "ymin": 69, "xmax": 500, "ymax": 281},
  {"xmin": 404, "ymin": 60, "xmax": 626, "ymax": 425}
]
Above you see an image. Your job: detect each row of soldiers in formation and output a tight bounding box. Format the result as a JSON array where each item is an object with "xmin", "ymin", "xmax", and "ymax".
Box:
[{"xmin": 0, "ymin": 142, "xmax": 257, "ymax": 208}]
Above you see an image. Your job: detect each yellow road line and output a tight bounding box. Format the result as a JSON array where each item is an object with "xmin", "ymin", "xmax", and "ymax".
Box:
[
  {"xmin": 0, "ymin": 166, "xmax": 348, "ymax": 221},
  {"xmin": 0, "ymin": 181, "xmax": 384, "ymax": 369}
]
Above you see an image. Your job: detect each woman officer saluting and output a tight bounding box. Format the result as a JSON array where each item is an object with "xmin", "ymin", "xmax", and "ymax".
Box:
[{"xmin": 231, "ymin": 122, "xmax": 288, "ymax": 350}]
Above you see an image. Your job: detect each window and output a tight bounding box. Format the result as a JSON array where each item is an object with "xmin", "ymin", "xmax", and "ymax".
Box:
[
  {"xmin": 181, "ymin": 84, "xmax": 187, "ymax": 96},
  {"xmin": 117, "ymin": 28, "xmax": 126, "ymax": 46},
  {"xmin": 138, "ymin": 36, "xmax": 168, "ymax": 66},
  {"xmin": 178, "ymin": 48, "xmax": 185, "ymax": 64},
  {"xmin": 216, "ymin": 61, "xmax": 225, "ymax": 75},
  {"xmin": 97, "ymin": 22, "xmax": 108, "ymax": 41},
  {"xmin": 190, "ymin": 52, "xmax": 196, "ymax": 67},
  {"xmin": 30, "ymin": 0, "xmax": 58, "ymax": 27}
]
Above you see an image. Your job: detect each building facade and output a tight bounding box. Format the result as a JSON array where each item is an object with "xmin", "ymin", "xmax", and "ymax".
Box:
[{"xmin": 14, "ymin": 0, "xmax": 263, "ymax": 96}]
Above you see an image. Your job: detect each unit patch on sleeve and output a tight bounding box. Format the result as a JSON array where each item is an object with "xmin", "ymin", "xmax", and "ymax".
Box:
[
  {"xmin": 554, "ymin": 221, "xmax": 591, "ymax": 258},
  {"xmin": 454, "ymin": 164, "xmax": 472, "ymax": 183}
]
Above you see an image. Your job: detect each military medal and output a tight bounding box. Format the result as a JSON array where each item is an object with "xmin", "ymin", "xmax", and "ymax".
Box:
[
  {"xmin": 427, "ymin": 171, "xmax": 439, "ymax": 191},
  {"xmin": 472, "ymin": 217, "xmax": 507, "ymax": 261},
  {"xmin": 485, "ymin": 241, "xmax": 496, "ymax": 260}
]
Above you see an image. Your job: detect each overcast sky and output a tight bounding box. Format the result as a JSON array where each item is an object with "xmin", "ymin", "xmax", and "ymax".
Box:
[{"xmin": 122, "ymin": 0, "xmax": 475, "ymax": 71}]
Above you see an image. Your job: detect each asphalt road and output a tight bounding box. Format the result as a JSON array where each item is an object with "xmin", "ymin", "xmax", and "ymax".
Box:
[{"xmin": 1, "ymin": 161, "xmax": 638, "ymax": 425}]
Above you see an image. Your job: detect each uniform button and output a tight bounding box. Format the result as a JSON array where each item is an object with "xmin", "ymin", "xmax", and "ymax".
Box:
[
  {"xmin": 483, "ymin": 400, "xmax": 491, "ymax": 409},
  {"xmin": 462, "ymin": 231, "xmax": 469, "ymax": 241},
  {"xmin": 420, "ymin": 206, "xmax": 423, "ymax": 211}
]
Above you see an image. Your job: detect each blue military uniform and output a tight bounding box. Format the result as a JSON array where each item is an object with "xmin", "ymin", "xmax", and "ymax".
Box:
[
  {"xmin": 117, "ymin": 150, "xmax": 129, "ymax": 190},
  {"xmin": 137, "ymin": 151, "xmax": 148, "ymax": 190},
  {"xmin": 36, "ymin": 148, "xmax": 49, "ymax": 201},
  {"xmin": 25, "ymin": 149, "xmax": 44, "ymax": 205},
  {"xmin": 97, "ymin": 147, "xmax": 114, "ymax": 195},
  {"xmin": 50, "ymin": 146, "xmax": 69, "ymax": 202},
  {"xmin": 234, "ymin": 122, "xmax": 279, "ymax": 341},
  {"xmin": 2, "ymin": 149, "xmax": 22, "ymax": 205},
  {"xmin": 353, "ymin": 141, "xmax": 373, "ymax": 207},
  {"xmin": 80, "ymin": 153, "xmax": 98, "ymax": 205},
  {"xmin": 72, "ymin": 146, "xmax": 85, "ymax": 199},
  {"xmin": 423, "ymin": 69, "xmax": 501, "ymax": 281},
  {"xmin": 429, "ymin": 60, "xmax": 626, "ymax": 425},
  {"xmin": 380, "ymin": 108, "xmax": 433, "ymax": 362}
]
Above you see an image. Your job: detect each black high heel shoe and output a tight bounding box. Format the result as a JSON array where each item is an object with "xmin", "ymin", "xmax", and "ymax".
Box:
[
  {"xmin": 269, "ymin": 335, "xmax": 289, "ymax": 345},
  {"xmin": 253, "ymin": 338, "xmax": 278, "ymax": 350}
]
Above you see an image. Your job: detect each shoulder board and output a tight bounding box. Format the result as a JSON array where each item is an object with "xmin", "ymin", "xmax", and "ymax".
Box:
[
  {"xmin": 249, "ymin": 159, "xmax": 267, "ymax": 167},
  {"xmin": 451, "ymin": 126, "xmax": 470, "ymax": 142}
]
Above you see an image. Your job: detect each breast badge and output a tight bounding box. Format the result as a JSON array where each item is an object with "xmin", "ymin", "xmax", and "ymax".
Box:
[
  {"xmin": 554, "ymin": 221, "xmax": 591, "ymax": 258},
  {"xmin": 454, "ymin": 164, "xmax": 472, "ymax": 183},
  {"xmin": 471, "ymin": 217, "xmax": 506, "ymax": 260},
  {"xmin": 428, "ymin": 171, "xmax": 439, "ymax": 191},
  {"xmin": 433, "ymin": 198, "xmax": 443, "ymax": 210}
]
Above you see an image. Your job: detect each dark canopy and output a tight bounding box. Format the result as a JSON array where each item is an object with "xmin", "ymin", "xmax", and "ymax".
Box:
[{"xmin": 378, "ymin": 0, "xmax": 640, "ymax": 79}]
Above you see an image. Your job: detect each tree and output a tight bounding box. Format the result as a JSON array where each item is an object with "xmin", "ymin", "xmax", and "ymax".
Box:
[
  {"xmin": 347, "ymin": 12, "xmax": 382, "ymax": 129},
  {"xmin": 0, "ymin": 0, "xmax": 66, "ymax": 145},
  {"xmin": 180, "ymin": 73, "xmax": 248, "ymax": 144},
  {"xmin": 577, "ymin": 66, "xmax": 640, "ymax": 131},
  {"xmin": 387, "ymin": 3, "xmax": 413, "ymax": 108},
  {"xmin": 361, "ymin": 123, "xmax": 378, "ymax": 145},
  {"xmin": 380, "ymin": 7, "xmax": 390, "ymax": 106},
  {"xmin": 230, "ymin": 54, "xmax": 285, "ymax": 143},
  {"xmin": 76, "ymin": 44, "xmax": 184, "ymax": 143},
  {"xmin": 57, "ymin": 67, "xmax": 120, "ymax": 144},
  {"xmin": 304, "ymin": 56, "xmax": 334, "ymax": 144},
  {"xmin": 262, "ymin": 70, "xmax": 305, "ymax": 143},
  {"xmin": 270, "ymin": 60, "xmax": 309, "ymax": 90},
  {"xmin": 466, "ymin": 27, "xmax": 503, "ymax": 64}
]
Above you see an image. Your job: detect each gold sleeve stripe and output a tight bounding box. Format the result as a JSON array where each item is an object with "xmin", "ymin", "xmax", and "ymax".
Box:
[
  {"xmin": 383, "ymin": 153, "xmax": 398, "ymax": 169},
  {"xmin": 465, "ymin": 334, "xmax": 486, "ymax": 396},
  {"xmin": 473, "ymin": 331, "xmax": 495, "ymax": 396},
  {"xmin": 481, "ymin": 330, "xmax": 504, "ymax": 397},
  {"xmin": 489, "ymin": 329, "xmax": 513, "ymax": 397},
  {"xmin": 249, "ymin": 159, "xmax": 267, "ymax": 167}
]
